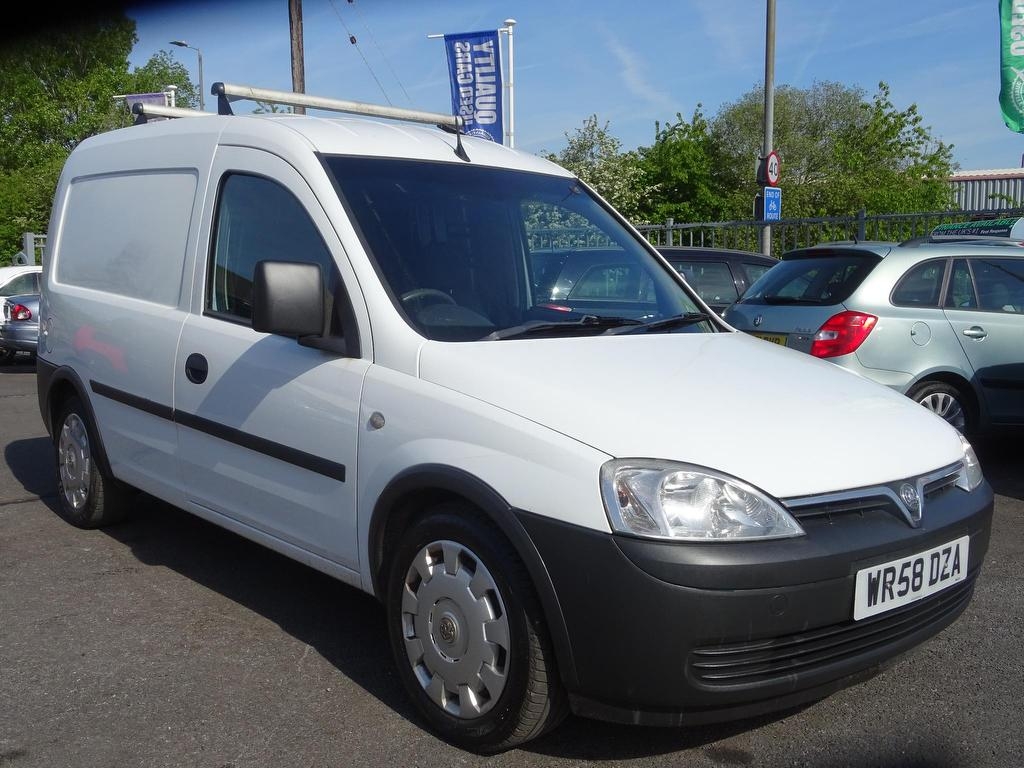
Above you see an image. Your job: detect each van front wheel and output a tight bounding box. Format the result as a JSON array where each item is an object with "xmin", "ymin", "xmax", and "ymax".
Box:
[
  {"xmin": 385, "ymin": 506, "xmax": 565, "ymax": 753},
  {"xmin": 54, "ymin": 397, "xmax": 132, "ymax": 528}
]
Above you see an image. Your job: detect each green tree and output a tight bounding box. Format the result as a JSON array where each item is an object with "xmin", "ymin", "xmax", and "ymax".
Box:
[
  {"xmin": 636, "ymin": 107, "xmax": 730, "ymax": 224},
  {"xmin": 543, "ymin": 115, "xmax": 647, "ymax": 220},
  {"xmin": 131, "ymin": 50, "xmax": 199, "ymax": 111},
  {"xmin": 0, "ymin": 12, "xmax": 196, "ymax": 260},
  {"xmin": 710, "ymin": 81, "xmax": 955, "ymax": 220}
]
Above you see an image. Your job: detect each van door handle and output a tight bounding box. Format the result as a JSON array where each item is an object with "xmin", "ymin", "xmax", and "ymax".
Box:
[
  {"xmin": 185, "ymin": 353, "xmax": 209, "ymax": 384},
  {"xmin": 962, "ymin": 326, "xmax": 987, "ymax": 340}
]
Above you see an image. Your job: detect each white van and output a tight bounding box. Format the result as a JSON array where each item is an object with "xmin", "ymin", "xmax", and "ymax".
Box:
[{"xmin": 37, "ymin": 84, "xmax": 993, "ymax": 753}]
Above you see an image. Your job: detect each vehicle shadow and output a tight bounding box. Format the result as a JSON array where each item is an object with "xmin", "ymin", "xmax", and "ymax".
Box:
[
  {"xmin": 0, "ymin": 355, "xmax": 38, "ymax": 374},
  {"xmin": 972, "ymin": 432, "xmax": 1023, "ymax": 501},
  {"xmin": 96, "ymin": 495, "xmax": 420, "ymax": 723},
  {"xmin": 524, "ymin": 706, "xmax": 809, "ymax": 761},
  {"xmin": 4, "ymin": 437, "xmax": 55, "ymax": 499}
]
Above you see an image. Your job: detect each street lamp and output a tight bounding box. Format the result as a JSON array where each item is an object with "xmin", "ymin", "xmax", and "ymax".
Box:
[{"xmin": 169, "ymin": 40, "xmax": 204, "ymax": 111}]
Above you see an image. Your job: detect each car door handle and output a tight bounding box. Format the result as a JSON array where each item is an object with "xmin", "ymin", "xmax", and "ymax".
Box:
[
  {"xmin": 185, "ymin": 353, "xmax": 209, "ymax": 384},
  {"xmin": 962, "ymin": 326, "xmax": 987, "ymax": 340}
]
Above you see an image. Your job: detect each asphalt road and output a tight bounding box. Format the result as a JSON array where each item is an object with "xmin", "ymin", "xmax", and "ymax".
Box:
[{"xmin": 1, "ymin": 357, "xmax": 1021, "ymax": 768}]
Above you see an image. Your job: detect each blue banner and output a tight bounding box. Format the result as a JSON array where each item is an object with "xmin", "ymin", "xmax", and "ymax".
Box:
[{"xmin": 443, "ymin": 30, "xmax": 503, "ymax": 143}]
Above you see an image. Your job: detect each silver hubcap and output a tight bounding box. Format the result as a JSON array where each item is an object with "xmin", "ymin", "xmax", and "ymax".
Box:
[
  {"xmin": 918, "ymin": 391, "xmax": 966, "ymax": 432},
  {"xmin": 58, "ymin": 413, "xmax": 91, "ymax": 510},
  {"xmin": 400, "ymin": 539, "xmax": 510, "ymax": 719}
]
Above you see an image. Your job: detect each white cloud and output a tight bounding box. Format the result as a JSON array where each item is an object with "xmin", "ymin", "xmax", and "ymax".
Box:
[{"xmin": 598, "ymin": 27, "xmax": 675, "ymax": 114}]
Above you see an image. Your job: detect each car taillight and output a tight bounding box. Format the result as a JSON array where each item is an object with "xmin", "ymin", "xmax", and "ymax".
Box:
[
  {"xmin": 11, "ymin": 304, "xmax": 32, "ymax": 321},
  {"xmin": 810, "ymin": 311, "xmax": 877, "ymax": 358}
]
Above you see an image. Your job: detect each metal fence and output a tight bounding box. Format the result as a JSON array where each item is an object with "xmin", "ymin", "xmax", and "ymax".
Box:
[
  {"xmin": 11, "ymin": 232, "xmax": 46, "ymax": 266},
  {"xmin": 635, "ymin": 207, "xmax": 1024, "ymax": 257}
]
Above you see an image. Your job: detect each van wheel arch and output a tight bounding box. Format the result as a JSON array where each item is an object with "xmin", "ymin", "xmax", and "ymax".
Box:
[
  {"xmin": 369, "ymin": 465, "xmax": 577, "ymax": 689},
  {"xmin": 42, "ymin": 367, "xmax": 117, "ymax": 480}
]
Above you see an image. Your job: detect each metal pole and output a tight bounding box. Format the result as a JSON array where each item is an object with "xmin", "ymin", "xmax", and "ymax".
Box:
[
  {"xmin": 169, "ymin": 42, "xmax": 204, "ymax": 110},
  {"xmin": 761, "ymin": 0, "xmax": 776, "ymax": 256},
  {"xmin": 502, "ymin": 19, "xmax": 516, "ymax": 148},
  {"xmin": 289, "ymin": 0, "xmax": 306, "ymax": 113},
  {"xmin": 196, "ymin": 48, "xmax": 205, "ymax": 111}
]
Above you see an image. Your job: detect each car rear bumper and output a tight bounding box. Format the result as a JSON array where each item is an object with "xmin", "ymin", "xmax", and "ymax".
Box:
[
  {"xmin": 0, "ymin": 323, "xmax": 39, "ymax": 352},
  {"xmin": 516, "ymin": 480, "xmax": 993, "ymax": 726}
]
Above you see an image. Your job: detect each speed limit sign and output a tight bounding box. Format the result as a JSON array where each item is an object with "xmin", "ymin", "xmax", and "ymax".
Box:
[{"xmin": 764, "ymin": 150, "xmax": 781, "ymax": 187}]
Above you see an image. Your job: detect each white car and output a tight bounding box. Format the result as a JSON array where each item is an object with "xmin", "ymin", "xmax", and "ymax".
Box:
[{"xmin": 35, "ymin": 84, "xmax": 993, "ymax": 753}]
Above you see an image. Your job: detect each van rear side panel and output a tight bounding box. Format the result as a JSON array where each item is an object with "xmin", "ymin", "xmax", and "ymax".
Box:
[{"xmin": 43, "ymin": 152, "xmax": 206, "ymax": 505}]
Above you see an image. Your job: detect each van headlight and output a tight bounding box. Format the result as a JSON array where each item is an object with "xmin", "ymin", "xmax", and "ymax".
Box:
[
  {"xmin": 956, "ymin": 435, "xmax": 985, "ymax": 492},
  {"xmin": 600, "ymin": 459, "xmax": 805, "ymax": 541}
]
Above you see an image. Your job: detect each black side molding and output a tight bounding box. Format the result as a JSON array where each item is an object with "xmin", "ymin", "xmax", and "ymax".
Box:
[{"xmin": 90, "ymin": 380, "xmax": 345, "ymax": 483}]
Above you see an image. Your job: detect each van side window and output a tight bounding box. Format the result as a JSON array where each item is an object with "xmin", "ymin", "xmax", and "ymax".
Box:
[{"xmin": 207, "ymin": 173, "xmax": 336, "ymax": 324}]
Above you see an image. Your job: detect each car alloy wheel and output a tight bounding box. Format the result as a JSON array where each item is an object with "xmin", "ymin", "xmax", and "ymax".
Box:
[{"xmin": 910, "ymin": 381, "xmax": 969, "ymax": 433}]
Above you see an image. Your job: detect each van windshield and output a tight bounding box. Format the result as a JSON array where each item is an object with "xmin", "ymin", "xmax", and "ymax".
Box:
[{"xmin": 324, "ymin": 156, "xmax": 711, "ymax": 341}]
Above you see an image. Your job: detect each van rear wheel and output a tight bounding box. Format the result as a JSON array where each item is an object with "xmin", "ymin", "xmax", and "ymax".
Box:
[
  {"xmin": 54, "ymin": 396, "xmax": 132, "ymax": 528},
  {"xmin": 385, "ymin": 505, "xmax": 566, "ymax": 753}
]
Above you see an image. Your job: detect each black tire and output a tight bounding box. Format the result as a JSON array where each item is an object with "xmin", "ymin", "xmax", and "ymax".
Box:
[
  {"xmin": 0, "ymin": 347, "xmax": 14, "ymax": 365},
  {"xmin": 385, "ymin": 504, "xmax": 567, "ymax": 753},
  {"xmin": 907, "ymin": 380, "xmax": 973, "ymax": 435},
  {"xmin": 53, "ymin": 396, "xmax": 133, "ymax": 528}
]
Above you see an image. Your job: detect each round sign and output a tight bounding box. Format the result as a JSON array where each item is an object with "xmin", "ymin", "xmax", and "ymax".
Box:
[{"xmin": 765, "ymin": 150, "xmax": 781, "ymax": 186}]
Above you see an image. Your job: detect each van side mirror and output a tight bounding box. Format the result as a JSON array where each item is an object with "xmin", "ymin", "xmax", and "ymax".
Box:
[{"xmin": 252, "ymin": 260, "xmax": 325, "ymax": 338}]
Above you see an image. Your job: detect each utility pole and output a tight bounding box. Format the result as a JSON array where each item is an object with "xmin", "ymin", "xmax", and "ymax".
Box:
[
  {"xmin": 760, "ymin": 0, "xmax": 776, "ymax": 256},
  {"xmin": 289, "ymin": 0, "xmax": 306, "ymax": 113}
]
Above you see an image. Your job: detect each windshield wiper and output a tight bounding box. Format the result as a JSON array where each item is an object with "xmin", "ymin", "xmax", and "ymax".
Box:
[
  {"xmin": 486, "ymin": 315, "xmax": 642, "ymax": 341},
  {"xmin": 604, "ymin": 312, "xmax": 712, "ymax": 335}
]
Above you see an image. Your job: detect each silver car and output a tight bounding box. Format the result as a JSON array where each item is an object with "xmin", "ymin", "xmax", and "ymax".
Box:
[{"xmin": 723, "ymin": 223, "xmax": 1024, "ymax": 435}]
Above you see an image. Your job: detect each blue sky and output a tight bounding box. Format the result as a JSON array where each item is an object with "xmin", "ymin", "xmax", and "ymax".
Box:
[{"xmin": 125, "ymin": 0, "xmax": 1022, "ymax": 172}]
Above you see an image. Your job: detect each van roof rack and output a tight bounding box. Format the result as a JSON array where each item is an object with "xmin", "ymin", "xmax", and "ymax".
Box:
[
  {"xmin": 131, "ymin": 102, "xmax": 215, "ymax": 123},
  {"xmin": 210, "ymin": 81, "xmax": 470, "ymax": 161}
]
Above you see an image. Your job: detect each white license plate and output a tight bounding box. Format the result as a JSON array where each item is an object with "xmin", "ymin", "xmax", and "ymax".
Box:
[{"xmin": 853, "ymin": 535, "xmax": 969, "ymax": 621}]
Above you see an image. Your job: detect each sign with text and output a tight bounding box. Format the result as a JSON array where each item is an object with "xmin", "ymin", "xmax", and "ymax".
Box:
[
  {"xmin": 444, "ymin": 30, "xmax": 504, "ymax": 143},
  {"xmin": 763, "ymin": 187, "xmax": 782, "ymax": 221},
  {"xmin": 999, "ymin": 0, "xmax": 1024, "ymax": 132}
]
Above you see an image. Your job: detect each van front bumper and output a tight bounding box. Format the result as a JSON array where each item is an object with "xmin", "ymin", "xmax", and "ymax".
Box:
[{"xmin": 515, "ymin": 480, "xmax": 993, "ymax": 726}]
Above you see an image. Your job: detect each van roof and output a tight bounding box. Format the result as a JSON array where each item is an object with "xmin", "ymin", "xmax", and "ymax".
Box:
[
  {"xmin": 110, "ymin": 83, "xmax": 572, "ymax": 178},
  {"xmin": 84, "ymin": 111, "xmax": 568, "ymax": 177}
]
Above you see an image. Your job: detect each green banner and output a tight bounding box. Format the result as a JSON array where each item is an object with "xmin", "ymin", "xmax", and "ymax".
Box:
[{"xmin": 1000, "ymin": 0, "xmax": 1024, "ymax": 132}]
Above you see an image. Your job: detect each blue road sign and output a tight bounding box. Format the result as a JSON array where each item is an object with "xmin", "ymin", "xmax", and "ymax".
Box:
[{"xmin": 763, "ymin": 186, "xmax": 782, "ymax": 221}]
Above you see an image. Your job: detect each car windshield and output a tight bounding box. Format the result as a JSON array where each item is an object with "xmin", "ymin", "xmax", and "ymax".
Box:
[
  {"xmin": 737, "ymin": 251, "xmax": 881, "ymax": 306},
  {"xmin": 324, "ymin": 156, "xmax": 711, "ymax": 341}
]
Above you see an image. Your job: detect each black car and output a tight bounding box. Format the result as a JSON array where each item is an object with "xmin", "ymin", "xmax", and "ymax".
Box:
[{"xmin": 657, "ymin": 246, "xmax": 778, "ymax": 314}]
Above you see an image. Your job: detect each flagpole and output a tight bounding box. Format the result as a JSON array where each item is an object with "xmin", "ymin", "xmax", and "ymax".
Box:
[{"xmin": 500, "ymin": 19, "xmax": 516, "ymax": 148}]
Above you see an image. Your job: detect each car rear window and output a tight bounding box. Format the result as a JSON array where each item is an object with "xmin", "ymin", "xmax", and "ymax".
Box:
[
  {"xmin": 672, "ymin": 261, "xmax": 738, "ymax": 304},
  {"xmin": 743, "ymin": 262, "xmax": 773, "ymax": 285},
  {"xmin": 738, "ymin": 251, "xmax": 881, "ymax": 306}
]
